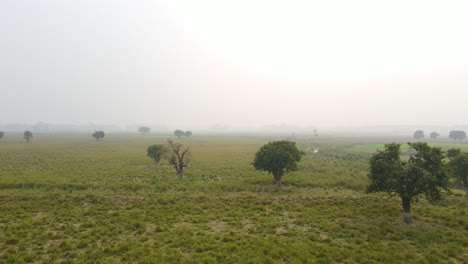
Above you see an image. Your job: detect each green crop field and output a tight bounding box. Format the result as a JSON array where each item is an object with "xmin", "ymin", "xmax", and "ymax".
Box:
[{"xmin": 0, "ymin": 134, "xmax": 467, "ymax": 263}]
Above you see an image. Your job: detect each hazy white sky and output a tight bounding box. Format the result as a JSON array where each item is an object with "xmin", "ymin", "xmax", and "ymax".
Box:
[{"xmin": 1, "ymin": 0, "xmax": 467, "ymax": 129}]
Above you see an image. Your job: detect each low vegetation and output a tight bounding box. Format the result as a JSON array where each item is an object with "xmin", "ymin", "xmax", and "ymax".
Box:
[{"xmin": 0, "ymin": 134, "xmax": 467, "ymax": 263}]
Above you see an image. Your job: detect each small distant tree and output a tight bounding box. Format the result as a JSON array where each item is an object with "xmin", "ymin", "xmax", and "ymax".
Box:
[
  {"xmin": 446, "ymin": 148, "xmax": 468, "ymax": 195},
  {"xmin": 413, "ymin": 130, "xmax": 424, "ymax": 140},
  {"xmin": 167, "ymin": 139, "xmax": 191, "ymax": 178},
  {"xmin": 184, "ymin": 131, "xmax": 192, "ymax": 137},
  {"xmin": 252, "ymin": 141, "xmax": 305, "ymax": 188},
  {"xmin": 367, "ymin": 142, "xmax": 448, "ymax": 224},
  {"xmin": 146, "ymin": 144, "xmax": 168, "ymax": 166},
  {"xmin": 92, "ymin": 131, "xmax": 105, "ymax": 141},
  {"xmin": 24, "ymin": 131, "xmax": 33, "ymax": 143},
  {"xmin": 449, "ymin": 130, "xmax": 466, "ymax": 141},
  {"xmin": 0, "ymin": 132, "xmax": 4, "ymax": 140},
  {"xmin": 174, "ymin": 130, "xmax": 184, "ymax": 138},
  {"xmin": 138, "ymin": 126, "xmax": 150, "ymax": 135},
  {"xmin": 313, "ymin": 129, "xmax": 318, "ymax": 137},
  {"xmin": 430, "ymin": 132, "xmax": 440, "ymax": 140}
]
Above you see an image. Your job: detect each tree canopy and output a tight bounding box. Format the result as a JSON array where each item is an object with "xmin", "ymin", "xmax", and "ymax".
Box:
[
  {"xmin": 367, "ymin": 142, "xmax": 448, "ymax": 223},
  {"xmin": 252, "ymin": 140, "xmax": 304, "ymax": 187},
  {"xmin": 413, "ymin": 130, "xmax": 424, "ymax": 140},
  {"xmin": 174, "ymin": 130, "xmax": 185, "ymax": 138},
  {"xmin": 167, "ymin": 139, "xmax": 191, "ymax": 178},
  {"xmin": 147, "ymin": 144, "xmax": 167, "ymax": 166},
  {"xmin": 138, "ymin": 126, "xmax": 151, "ymax": 134},
  {"xmin": 24, "ymin": 131, "xmax": 33, "ymax": 143},
  {"xmin": 446, "ymin": 148, "xmax": 468, "ymax": 193},
  {"xmin": 430, "ymin": 132, "xmax": 440, "ymax": 140},
  {"xmin": 92, "ymin": 131, "xmax": 105, "ymax": 141},
  {"xmin": 449, "ymin": 130, "xmax": 466, "ymax": 141},
  {"xmin": 184, "ymin": 131, "xmax": 192, "ymax": 137}
]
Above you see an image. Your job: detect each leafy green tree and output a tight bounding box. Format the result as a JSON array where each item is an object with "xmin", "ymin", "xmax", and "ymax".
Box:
[
  {"xmin": 174, "ymin": 130, "xmax": 184, "ymax": 138},
  {"xmin": 167, "ymin": 139, "xmax": 191, "ymax": 178},
  {"xmin": 147, "ymin": 144, "xmax": 168, "ymax": 166},
  {"xmin": 138, "ymin": 126, "xmax": 150, "ymax": 134},
  {"xmin": 92, "ymin": 131, "xmax": 105, "ymax": 141},
  {"xmin": 184, "ymin": 131, "xmax": 192, "ymax": 137},
  {"xmin": 449, "ymin": 130, "xmax": 466, "ymax": 141},
  {"xmin": 430, "ymin": 132, "xmax": 440, "ymax": 140},
  {"xmin": 252, "ymin": 141, "xmax": 304, "ymax": 188},
  {"xmin": 24, "ymin": 131, "xmax": 33, "ymax": 143},
  {"xmin": 367, "ymin": 143, "xmax": 448, "ymax": 224},
  {"xmin": 446, "ymin": 148, "xmax": 468, "ymax": 194},
  {"xmin": 0, "ymin": 131, "xmax": 4, "ymax": 140},
  {"xmin": 413, "ymin": 130, "xmax": 424, "ymax": 140}
]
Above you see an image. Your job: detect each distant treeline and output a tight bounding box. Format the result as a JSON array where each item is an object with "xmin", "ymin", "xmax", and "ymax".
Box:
[{"xmin": 413, "ymin": 130, "xmax": 466, "ymax": 140}]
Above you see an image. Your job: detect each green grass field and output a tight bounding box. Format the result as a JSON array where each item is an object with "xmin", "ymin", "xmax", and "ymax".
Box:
[{"xmin": 0, "ymin": 134, "xmax": 467, "ymax": 263}]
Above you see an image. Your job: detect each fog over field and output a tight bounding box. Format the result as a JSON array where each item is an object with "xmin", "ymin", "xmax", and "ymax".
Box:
[{"xmin": 1, "ymin": 0, "xmax": 468, "ymax": 131}]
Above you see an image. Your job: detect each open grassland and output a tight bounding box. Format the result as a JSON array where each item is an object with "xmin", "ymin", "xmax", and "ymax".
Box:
[{"xmin": 0, "ymin": 134, "xmax": 467, "ymax": 263}]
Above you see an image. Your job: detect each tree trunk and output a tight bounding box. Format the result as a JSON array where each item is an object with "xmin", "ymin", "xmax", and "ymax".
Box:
[
  {"xmin": 276, "ymin": 177, "xmax": 281, "ymax": 188},
  {"xmin": 178, "ymin": 168, "xmax": 183, "ymax": 179},
  {"xmin": 402, "ymin": 197, "xmax": 412, "ymax": 224},
  {"xmin": 273, "ymin": 172, "xmax": 282, "ymax": 188}
]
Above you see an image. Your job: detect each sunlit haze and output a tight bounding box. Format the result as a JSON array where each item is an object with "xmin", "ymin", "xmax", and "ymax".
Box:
[{"xmin": 1, "ymin": 0, "xmax": 468, "ymax": 131}]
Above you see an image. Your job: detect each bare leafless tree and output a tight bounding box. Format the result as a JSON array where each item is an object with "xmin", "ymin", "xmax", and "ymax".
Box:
[{"xmin": 167, "ymin": 139, "xmax": 191, "ymax": 178}]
